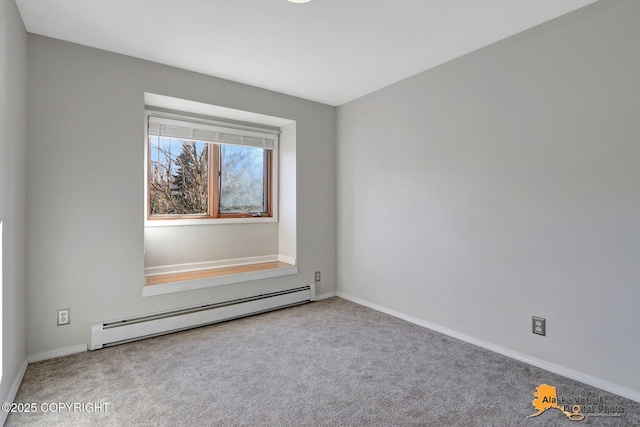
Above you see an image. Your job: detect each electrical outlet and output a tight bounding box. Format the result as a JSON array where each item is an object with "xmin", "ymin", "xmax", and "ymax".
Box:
[
  {"xmin": 532, "ymin": 316, "xmax": 545, "ymax": 336},
  {"xmin": 314, "ymin": 271, "xmax": 321, "ymax": 282},
  {"xmin": 58, "ymin": 308, "xmax": 70, "ymax": 326}
]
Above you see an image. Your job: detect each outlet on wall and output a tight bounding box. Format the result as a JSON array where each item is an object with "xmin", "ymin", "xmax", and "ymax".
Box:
[
  {"xmin": 314, "ymin": 271, "xmax": 321, "ymax": 282},
  {"xmin": 58, "ymin": 308, "xmax": 70, "ymax": 326},
  {"xmin": 532, "ymin": 316, "xmax": 545, "ymax": 336}
]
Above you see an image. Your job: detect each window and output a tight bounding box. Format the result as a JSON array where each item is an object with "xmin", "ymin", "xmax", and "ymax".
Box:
[{"xmin": 146, "ymin": 114, "xmax": 277, "ymax": 220}]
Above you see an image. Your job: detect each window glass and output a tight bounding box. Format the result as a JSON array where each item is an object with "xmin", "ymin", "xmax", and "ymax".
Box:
[
  {"xmin": 149, "ymin": 136, "xmax": 209, "ymax": 216},
  {"xmin": 220, "ymin": 145, "xmax": 267, "ymax": 214}
]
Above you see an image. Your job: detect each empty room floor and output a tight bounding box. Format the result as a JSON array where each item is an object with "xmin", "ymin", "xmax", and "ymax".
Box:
[{"xmin": 6, "ymin": 298, "xmax": 640, "ymax": 426}]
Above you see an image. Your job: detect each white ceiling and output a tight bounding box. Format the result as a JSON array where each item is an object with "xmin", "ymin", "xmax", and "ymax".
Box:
[{"xmin": 15, "ymin": 0, "xmax": 596, "ymax": 106}]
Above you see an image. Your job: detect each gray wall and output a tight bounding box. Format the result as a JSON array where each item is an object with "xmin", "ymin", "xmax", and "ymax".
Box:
[
  {"xmin": 26, "ymin": 35, "xmax": 336, "ymax": 356},
  {"xmin": 337, "ymin": 0, "xmax": 640, "ymax": 395},
  {"xmin": 0, "ymin": 0, "xmax": 28, "ymax": 407},
  {"xmin": 144, "ymin": 223, "xmax": 280, "ymax": 268}
]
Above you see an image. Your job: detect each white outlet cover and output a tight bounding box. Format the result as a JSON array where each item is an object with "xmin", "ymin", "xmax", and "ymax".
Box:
[{"xmin": 57, "ymin": 308, "xmax": 71, "ymax": 326}]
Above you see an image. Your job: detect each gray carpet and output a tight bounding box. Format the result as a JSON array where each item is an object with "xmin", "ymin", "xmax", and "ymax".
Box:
[{"xmin": 6, "ymin": 297, "xmax": 640, "ymax": 426}]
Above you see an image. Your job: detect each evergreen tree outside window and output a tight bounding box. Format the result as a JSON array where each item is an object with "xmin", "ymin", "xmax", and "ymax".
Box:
[{"xmin": 149, "ymin": 138, "xmax": 209, "ymax": 216}]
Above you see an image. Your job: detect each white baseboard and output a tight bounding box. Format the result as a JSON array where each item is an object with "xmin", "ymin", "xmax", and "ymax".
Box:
[
  {"xmin": 277, "ymin": 254, "xmax": 296, "ymax": 265},
  {"xmin": 315, "ymin": 291, "xmax": 337, "ymax": 301},
  {"xmin": 27, "ymin": 344, "xmax": 88, "ymax": 363},
  {"xmin": 0, "ymin": 357, "xmax": 28, "ymax": 426},
  {"xmin": 337, "ymin": 291, "xmax": 640, "ymax": 404}
]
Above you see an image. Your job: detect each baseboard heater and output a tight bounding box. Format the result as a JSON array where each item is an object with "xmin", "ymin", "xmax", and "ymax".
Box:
[{"xmin": 90, "ymin": 284, "xmax": 315, "ymax": 350}]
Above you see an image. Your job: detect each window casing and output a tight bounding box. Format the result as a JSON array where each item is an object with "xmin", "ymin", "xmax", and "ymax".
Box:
[{"xmin": 146, "ymin": 113, "xmax": 278, "ymax": 221}]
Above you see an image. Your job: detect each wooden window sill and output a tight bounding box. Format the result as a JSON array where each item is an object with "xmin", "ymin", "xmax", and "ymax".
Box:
[
  {"xmin": 142, "ymin": 261, "xmax": 298, "ymax": 297},
  {"xmin": 146, "ymin": 261, "xmax": 293, "ymax": 286}
]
